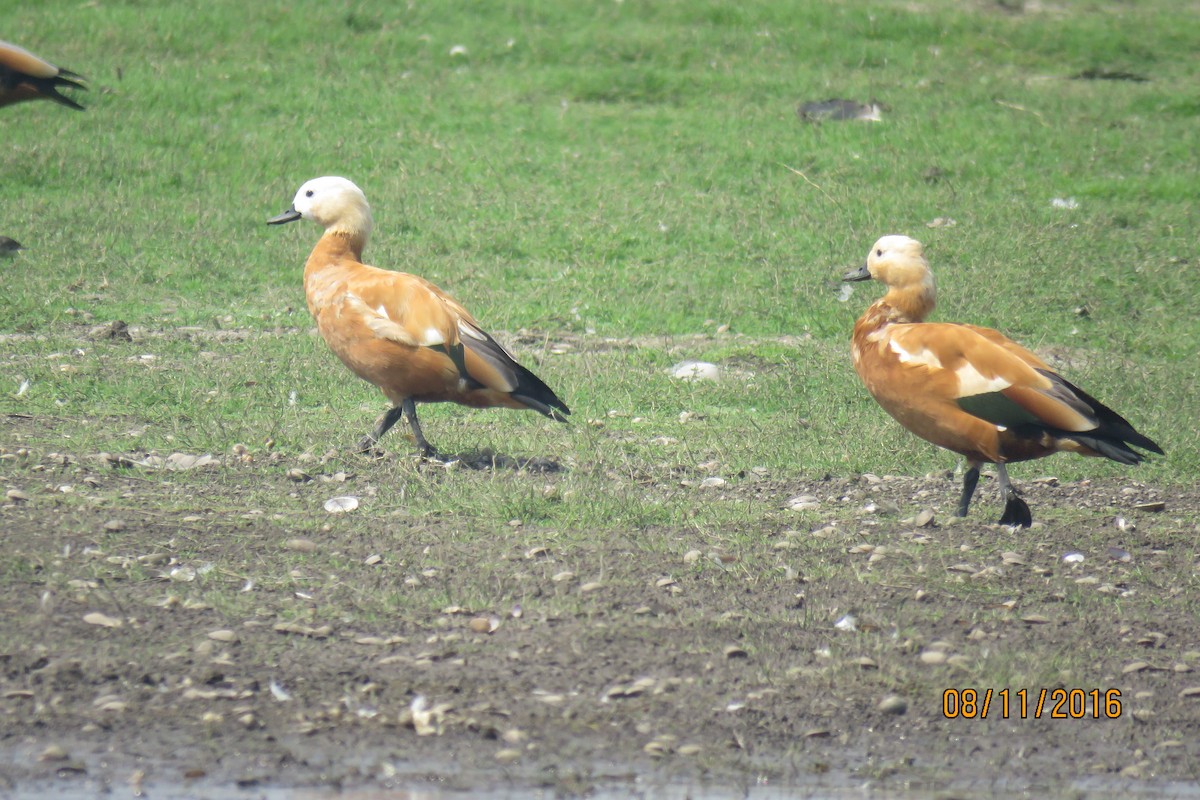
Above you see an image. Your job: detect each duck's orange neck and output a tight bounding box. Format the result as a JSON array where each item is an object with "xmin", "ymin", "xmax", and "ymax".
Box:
[
  {"xmin": 305, "ymin": 230, "xmax": 364, "ymax": 273},
  {"xmin": 877, "ymin": 280, "xmax": 936, "ymax": 324}
]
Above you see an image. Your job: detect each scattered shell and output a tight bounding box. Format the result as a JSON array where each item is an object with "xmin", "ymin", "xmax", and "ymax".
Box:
[
  {"xmin": 1123, "ymin": 661, "xmax": 1152, "ymax": 674},
  {"xmin": 273, "ymin": 622, "xmax": 332, "ymax": 638},
  {"xmin": 524, "ymin": 546, "xmax": 550, "ymax": 559},
  {"xmin": 493, "ymin": 748, "xmax": 521, "ymax": 765},
  {"xmin": 93, "ymin": 695, "xmax": 128, "ymax": 713},
  {"xmin": 409, "ymin": 695, "xmax": 449, "ymax": 736},
  {"xmin": 364, "ymin": 554, "xmax": 382, "ymax": 566},
  {"xmin": 669, "ymin": 360, "xmax": 720, "ymax": 382},
  {"xmin": 787, "ymin": 495, "xmax": 820, "ymax": 511},
  {"xmin": 834, "ymin": 614, "xmax": 858, "ymax": 632},
  {"xmin": 207, "ymin": 629, "xmax": 238, "ymax": 643},
  {"xmin": 6, "ymin": 489, "xmax": 30, "ymax": 503},
  {"xmin": 324, "ymin": 496, "xmax": 359, "ymax": 513},
  {"xmin": 83, "ymin": 612, "xmax": 123, "ymax": 628},
  {"xmin": 855, "ymin": 656, "xmax": 878, "ymax": 670},
  {"xmin": 269, "ymin": 681, "xmax": 292, "ymax": 702},
  {"xmin": 551, "ymin": 571, "xmax": 575, "ymax": 583},
  {"xmin": 1062, "ymin": 552, "xmax": 1085, "ymax": 564},
  {"xmin": 469, "ymin": 616, "xmax": 500, "ymax": 634},
  {"xmin": 169, "ymin": 566, "xmax": 196, "ymax": 582},
  {"xmin": 285, "ymin": 538, "xmax": 318, "ymax": 553},
  {"xmin": 798, "ymin": 98, "xmax": 883, "ymax": 122},
  {"xmin": 913, "ymin": 509, "xmax": 936, "ymax": 527},
  {"xmin": 919, "ymin": 650, "xmax": 947, "ymax": 665},
  {"xmin": 1180, "ymin": 687, "xmax": 1200, "ymax": 699},
  {"xmin": 878, "ymin": 695, "xmax": 908, "ymax": 715},
  {"xmin": 1133, "ymin": 501, "xmax": 1165, "ymax": 512},
  {"xmin": 1021, "ymin": 614, "xmax": 1051, "ymax": 625},
  {"xmin": 38, "ymin": 744, "xmax": 70, "ymax": 762},
  {"xmin": 1001, "ymin": 551, "xmax": 1027, "ymax": 566},
  {"xmin": 286, "ymin": 468, "xmax": 312, "ymax": 482},
  {"xmin": 724, "ymin": 645, "xmax": 749, "ymax": 659},
  {"xmin": 579, "ymin": 581, "xmax": 603, "ymax": 593},
  {"xmin": 134, "ymin": 453, "xmax": 219, "ymax": 471},
  {"xmin": 102, "ymin": 519, "xmax": 127, "ymax": 533},
  {"xmin": 699, "ymin": 476, "xmax": 726, "ymax": 489},
  {"xmin": 683, "ymin": 549, "xmax": 702, "ymax": 564},
  {"xmin": 1107, "ymin": 547, "xmax": 1133, "ymax": 563},
  {"xmin": 677, "ymin": 744, "xmax": 703, "ymax": 756},
  {"xmin": 501, "ymin": 729, "xmax": 528, "ymax": 745}
]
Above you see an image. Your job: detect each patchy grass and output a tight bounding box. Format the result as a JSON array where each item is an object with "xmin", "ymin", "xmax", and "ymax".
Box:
[{"xmin": 2, "ymin": 0, "xmax": 1198, "ymax": 796}]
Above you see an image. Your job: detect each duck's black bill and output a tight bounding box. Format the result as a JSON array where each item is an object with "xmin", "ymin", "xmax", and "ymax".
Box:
[
  {"xmin": 842, "ymin": 263, "xmax": 871, "ymax": 282},
  {"xmin": 267, "ymin": 207, "xmax": 302, "ymax": 225}
]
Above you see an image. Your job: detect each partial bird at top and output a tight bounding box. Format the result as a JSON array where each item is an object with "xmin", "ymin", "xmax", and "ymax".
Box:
[{"xmin": 0, "ymin": 40, "xmax": 87, "ymax": 111}]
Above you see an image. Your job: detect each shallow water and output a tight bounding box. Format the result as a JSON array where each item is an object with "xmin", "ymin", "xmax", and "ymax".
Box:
[{"xmin": 9, "ymin": 771, "xmax": 1200, "ymax": 800}]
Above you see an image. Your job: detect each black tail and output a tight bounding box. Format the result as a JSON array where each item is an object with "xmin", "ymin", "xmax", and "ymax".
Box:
[
  {"xmin": 512, "ymin": 361, "xmax": 570, "ymax": 422},
  {"xmin": 23, "ymin": 70, "xmax": 87, "ymax": 111},
  {"xmin": 1035, "ymin": 371, "xmax": 1163, "ymax": 463}
]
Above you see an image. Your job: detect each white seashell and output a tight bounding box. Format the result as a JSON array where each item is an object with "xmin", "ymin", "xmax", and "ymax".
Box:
[
  {"xmin": 669, "ymin": 360, "xmax": 720, "ymax": 382},
  {"xmin": 324, "ymin": 496, "xmax": 359, "ymax": 513}
]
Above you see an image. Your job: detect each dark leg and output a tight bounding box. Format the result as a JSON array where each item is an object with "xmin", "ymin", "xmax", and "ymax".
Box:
[
  {"xmin": 957, "ymin": 462, "xmax": 981, "ymax": 517},
  {"xmin": 400, "ymin": 397, "xmax": 440, "ymax": 458},
  {"xmin": 357, "ymin": 405, "xmax": 406, "ymax": 454},
  {"xmin": 995, "ymin": 462, "xmax": 1032, "ymax": 528}
]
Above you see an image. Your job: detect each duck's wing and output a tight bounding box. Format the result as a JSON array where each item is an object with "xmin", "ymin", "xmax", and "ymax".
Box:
[
  {"xmin": 347, "ymin": 270, "xmax": 569, "ymax": 419},
  {"xmin": 0, "ymin": 41, "xmax": 86, "ymax": 110}
]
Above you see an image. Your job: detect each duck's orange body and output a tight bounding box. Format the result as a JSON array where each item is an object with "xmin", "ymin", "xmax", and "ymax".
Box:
[
  {"xmin": 845, "ymin": 235, "xmax": 1161, "ymax": 526},
  {"xmin": 270, "ymin": 176, "xmax": 568, "ymax": 458},
  {"xmin": 0, "ymin": 40, "xmax": 86, "ymax": 110}
]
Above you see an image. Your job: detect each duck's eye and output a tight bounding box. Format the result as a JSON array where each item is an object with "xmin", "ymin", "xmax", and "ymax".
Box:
[
  {"xmin": 305, "ymin": 190, "xmax": 314, "ymax": 198},
  {"xmin": 876, "ymin": 248, "xmax": 882, "ymax": 257}
]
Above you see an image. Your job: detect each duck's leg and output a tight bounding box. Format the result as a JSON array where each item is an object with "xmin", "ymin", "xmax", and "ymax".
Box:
[
  {"xmin": 357, "ymin": 404, "xmax": 406, "ymax": 454},
  {"xmin": 996, "ymin": 462, "xmax": 1032, "ymax": 528},
  {"xmin": 399, "ymin": 397, "xmax": 441, "ymax": 459},
  {"xmin": 957, "ymin": 460, "xmax": 982, "ymax": 518}
]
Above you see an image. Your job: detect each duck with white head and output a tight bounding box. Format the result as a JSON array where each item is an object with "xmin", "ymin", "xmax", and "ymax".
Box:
[
  {"xmin": 844, "ymin": 235, "xmax": 1162, "ymax": 527},
  {"xmin": 269, "ymin": 176, "xmax": 569, "ymax": 461}
]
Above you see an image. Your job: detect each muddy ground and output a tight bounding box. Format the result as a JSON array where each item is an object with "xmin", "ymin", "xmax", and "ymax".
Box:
[{"xmin": 2, "ymin": 412, "xmax": 1199, "ymax": 798}]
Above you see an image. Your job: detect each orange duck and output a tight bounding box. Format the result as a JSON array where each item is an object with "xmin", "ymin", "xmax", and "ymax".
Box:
[
  {"xmin": 268, "ymin": 176, "xmax": 569, "ymax": 460},
  {"xmin": 0, "ymin": 40, "xmax": 86, "ymax": 110},
  {"xmin": 844, "ymin": 235, "xmax": 1162, "ymax": 527}
]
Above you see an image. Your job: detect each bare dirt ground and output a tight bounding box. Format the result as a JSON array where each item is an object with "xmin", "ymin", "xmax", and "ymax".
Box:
[{"xmin": 2, "ymin": 411, "xmax": 1199, "ymax": 799}]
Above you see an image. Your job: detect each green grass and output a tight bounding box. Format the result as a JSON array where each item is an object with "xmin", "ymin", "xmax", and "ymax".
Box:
[{"xmin": 3, "ymin": 0, "xmax": 1197, "ymax": 514}]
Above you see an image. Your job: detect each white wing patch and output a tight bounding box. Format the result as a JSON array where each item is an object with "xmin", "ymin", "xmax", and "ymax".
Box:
[
  {"xmin": 954, "ymin": 361, "xmax": 1012, "ymax": 397},
  {"xmin": 888, "ymin": 339, "xmax": 943, "ymax": 369},
  {"xmin": 347, "ymin": 292, "xmax": 419, "ymax": 346},
  {"xmin": 420, "ymin": 326, "xmax": 446, "ymax": 346}
]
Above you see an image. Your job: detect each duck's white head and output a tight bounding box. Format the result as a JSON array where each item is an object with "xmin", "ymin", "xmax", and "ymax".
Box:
[
  {"xmin": 843, "ymin": 235, "xmax": 932, "ymax": 290},
  {"xmin": 268, "ymin": 176, "xmax": 373, "ymax": 243}
]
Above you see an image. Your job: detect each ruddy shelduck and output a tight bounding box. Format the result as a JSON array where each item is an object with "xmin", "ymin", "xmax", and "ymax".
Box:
[
  {"xmin": 0, "ymin": 40, "xmax": 86, "ymax": 111},
  {"xmin": 844, "ymin": 235, "xmax": 1162, "ymax": 527},
  {"xmin": 268, "ymin": 176, "xmax": 570, "ymax": 460}
]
